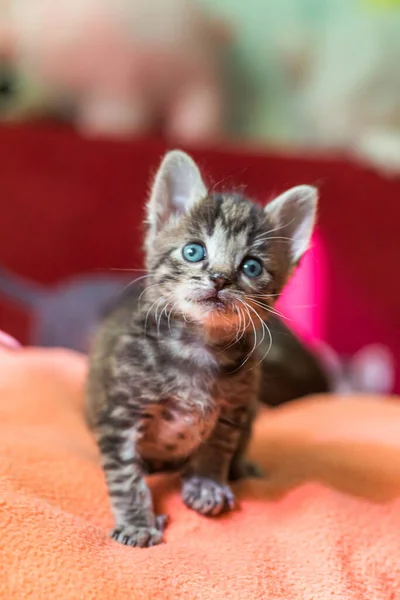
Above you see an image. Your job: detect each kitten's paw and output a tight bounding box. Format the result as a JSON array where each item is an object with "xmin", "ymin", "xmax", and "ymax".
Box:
[
  {"xmin": 228, "ymin": 460, "xmax": 263, "ymax": 482},
  {"xmin": 182, "ymin": 476, "xmax": 236, "ymax": 516},
  {"xmin": 111, "ymin": 525, "xmax": 163, "ymax": 548}
]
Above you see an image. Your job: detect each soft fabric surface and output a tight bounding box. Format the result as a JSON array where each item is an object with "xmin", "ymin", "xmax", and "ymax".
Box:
[{"xmin": 1, "ymin": 346, "xmax": 400, "ymax": 599}]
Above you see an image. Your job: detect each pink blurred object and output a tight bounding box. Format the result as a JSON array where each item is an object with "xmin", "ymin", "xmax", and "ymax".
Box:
[
  {"xmin": 315, "ymin": 340, "xmax": 395, "ymax": 395},
  {"xmin": 3, "ymin": 0, "xmax": 233, "ymax": 142},
  {"xmin": 277, "ymin": 230, "xmax": 327, "ymax": 342},
  {"xmin": 278, "ymin": 233, "xmax": 395, "ymax": 395},
  {"xmin": 0, "ymin": 330, "xmax": 21, "ymax": 350}
]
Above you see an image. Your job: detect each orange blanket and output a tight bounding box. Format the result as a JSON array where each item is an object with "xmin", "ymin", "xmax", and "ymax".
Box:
[{"xmin": 0, "ymin": 346, "xmax": 400, "ymax": 599}]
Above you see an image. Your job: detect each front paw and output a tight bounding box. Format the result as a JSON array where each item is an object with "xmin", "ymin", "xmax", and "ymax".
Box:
[
  {"xmin": 182, "ymin": 476, "xmax": 236, "ymax": 516},
  {"xmin": 111, "ymin": 524, "xmax": 164, "ymax": 548}
]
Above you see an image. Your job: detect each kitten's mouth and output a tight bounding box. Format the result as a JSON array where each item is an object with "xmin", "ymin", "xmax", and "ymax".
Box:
[{"xmin": 194, "ymin": 291, "xmax": 228, "ymax": 310}]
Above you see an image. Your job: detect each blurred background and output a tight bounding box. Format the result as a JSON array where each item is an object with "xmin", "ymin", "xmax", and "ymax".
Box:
[
  {"xmin": 0, "ymin": 0, "xmax": 399, "ymax": 396},
  {"xmin": 1, "ymin": 0, "xmax": 400, "ymax": 160}
]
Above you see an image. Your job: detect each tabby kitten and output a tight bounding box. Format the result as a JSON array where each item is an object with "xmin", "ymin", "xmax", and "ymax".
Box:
[{"xmin": 85, "ymin": 150, "xmax": 318, "ymax": 548}]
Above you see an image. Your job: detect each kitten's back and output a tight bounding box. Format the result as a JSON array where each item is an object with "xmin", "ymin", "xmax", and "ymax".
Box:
[{"xmin": 259, "ymin": 316, "xmax": 329, "ymax": 405}]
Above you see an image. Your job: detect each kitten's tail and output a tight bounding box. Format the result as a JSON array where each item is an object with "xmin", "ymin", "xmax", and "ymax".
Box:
[{"xmin": 0, "ymin": 265, "xmax": 45, "ymax": 307}]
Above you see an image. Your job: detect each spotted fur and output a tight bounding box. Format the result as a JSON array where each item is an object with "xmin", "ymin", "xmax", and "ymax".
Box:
[{"xmin": 85, "ymin": 150, "xmax": 318, "ymax": 547}]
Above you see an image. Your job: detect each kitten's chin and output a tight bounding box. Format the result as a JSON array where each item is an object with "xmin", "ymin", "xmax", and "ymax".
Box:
[{"xmin": 179, "ymin": 298, "xmax": 237, "ymax": 328}]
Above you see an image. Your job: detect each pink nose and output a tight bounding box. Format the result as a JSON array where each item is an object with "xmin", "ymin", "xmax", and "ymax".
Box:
[{"xmin": 210, "ymin": 273, "xmax": 231, "ymax": 291}]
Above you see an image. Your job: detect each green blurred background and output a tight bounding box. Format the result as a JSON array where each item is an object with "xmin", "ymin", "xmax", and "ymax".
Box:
[{"xmin": 199, "ymin": 0, "xmax": 400, "ymax": 144}]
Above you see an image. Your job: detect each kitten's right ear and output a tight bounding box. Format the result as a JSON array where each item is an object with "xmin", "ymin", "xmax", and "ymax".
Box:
[
  {"xmin": 146, "ymin": 150, "xmax": 207, "ymax": 244},
  {"xmin": 265, "ymin": 185, "xmax": 318, "ymax": 264}
]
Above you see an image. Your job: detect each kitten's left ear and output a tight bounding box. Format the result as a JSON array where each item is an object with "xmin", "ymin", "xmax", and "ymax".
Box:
[
  {"xmin": 146, "ymin": 150, "xmax": 207, "ymax": 244},
  {"xmin": 265, "ymin": 185, "xmax": 318, "ymax": 264}
]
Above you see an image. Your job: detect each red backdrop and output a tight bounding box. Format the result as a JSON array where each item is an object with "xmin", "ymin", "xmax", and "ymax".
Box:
[{"xmin": 0, "ymin": 124, "xmax": 399, "ymax": 391}]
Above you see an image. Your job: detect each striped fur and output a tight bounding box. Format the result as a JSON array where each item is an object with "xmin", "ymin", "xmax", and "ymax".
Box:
[{"xmin": 85, "ymin": 150, "xmax": 318, "ymax": 547}]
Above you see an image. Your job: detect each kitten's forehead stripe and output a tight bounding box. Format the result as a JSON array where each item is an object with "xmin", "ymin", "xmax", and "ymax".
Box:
[
  {"xmin": 190, "ymin": 195, "xmax": 269, "ymax": 260},
  {"xmin": 206, "ymin": 195, "xmax": 224, "ymax": 236},
  {"xmin": 190, "ymin": 193, "xmax": 266, "ymax": 249}
]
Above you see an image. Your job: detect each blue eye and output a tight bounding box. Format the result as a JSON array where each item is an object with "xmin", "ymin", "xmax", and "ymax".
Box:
[
  {"xmin": 242, "ymin": 258, "xmax": 263, "ymax": 278},
  {"xmin": 182, "ymin": 243, "xmax": 206, "ymax": 263}
]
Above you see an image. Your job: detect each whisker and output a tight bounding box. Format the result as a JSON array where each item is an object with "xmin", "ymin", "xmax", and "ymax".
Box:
[
  {"xmin": 138, "ymin": 280, "xmax": 161, "ymax": 306},
  {"xmin": 253, "ymin": 235, "xmax": 293, "ymax": 243},
  {"xmin": 106, "ymin": 267, "xmax": 148, "ymax": 273},
  {"xmin": 242, "ymin": 300, "xmax": 267, "ymax": 352},
  {"xmin": 254, "ymin": 235, "xmax": 310, "ymax": 244},
  {"xmin": 235, "ymin": 306, "xmax": 248, "ymax": 345},
  {"xmin": 227, "ymin": 299, "xmax": 257, "ymax": 372},
  {"xmin": 167, "ymin": 302, "xmax": 177, "ymax": 335},
  {"xmin": 235, "ymin": 306, "xmax": 244, "ymax": 342},
  {"xmin": 250, "ymin": 321, "xmax": 273, "ymax": 371},
  {"xmin": 242, "ymin": 298, "xmax": 272, "ymax": 371},
  {"xmin": 241, "ymin": 302, "xmax": 258, "ymax": 364},
  {"xmin": 248, "ymin": 293, "xmax": 281, "ymax": 299},
  {"xmin": 156, "ymin": 300, "xmax": 166, "ymax": 337},
  {"xmin": 256, "ymin": 305, "xmax": 292, "ymax": 322},
  {"xmin": 155, "ymin": 295, "xmax": 173, "ymax": 337},
  {"xmin": 248, "ymin": 298, "xmax": 292, "ymax": 321},
  {"xmin": 261, "ymin": 215, "xmax": 298, "ymax": 236},
  {"xmin": 242, "ymin": 301, "xmax": 273, "ymax": 370},
  {"xmin": 218, "ymin": 305, "xmax": 245, "ymax": 353},
  {"xmin": 144, "ymin": 296, "xmax": 165, "ymax": 332},
  {"xmin": 208, "ymin": 170, "xmax": 248, "ymax": 196},
  {"xmin": 121, "ymin": 273, "xmax": 153, "ymax": 293}
]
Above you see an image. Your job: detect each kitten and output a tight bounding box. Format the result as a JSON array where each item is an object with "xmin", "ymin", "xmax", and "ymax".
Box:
[{"xmin": 85, "ymin": 150, "xmax": 318, "ymax": 548}]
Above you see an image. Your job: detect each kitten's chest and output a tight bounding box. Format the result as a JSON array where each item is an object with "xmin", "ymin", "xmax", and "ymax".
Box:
[{"xmin": 137, "ymin": 394, "xmax": 219, "ymax": 461}]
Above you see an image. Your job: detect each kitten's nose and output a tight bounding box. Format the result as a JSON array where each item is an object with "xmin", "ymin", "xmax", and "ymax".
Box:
[{"xmin": 210, "ymin": 273, "xmax": 231, "ymax": 291}]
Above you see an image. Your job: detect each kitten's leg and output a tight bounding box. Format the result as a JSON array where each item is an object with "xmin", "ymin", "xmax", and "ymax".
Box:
[
  {"xmin": 182, "ymin": 406, "xmax": 251, "ymax": 516},
  {"xmin": 228, "ymin": 416, "xmax": 263, "ymax": 482},
  {"xmin": 95, "ymin": 420, "xmax": 164, "ymax": 548}
]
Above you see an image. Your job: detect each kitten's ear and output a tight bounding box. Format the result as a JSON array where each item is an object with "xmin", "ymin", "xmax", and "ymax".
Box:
[
  {"xmin": 265, "ymin": 185, "xmax": 318, "ymax": 264},
  {"xmin": 146, "ymin": 150, "xmax": 207, "ymax": 241}
]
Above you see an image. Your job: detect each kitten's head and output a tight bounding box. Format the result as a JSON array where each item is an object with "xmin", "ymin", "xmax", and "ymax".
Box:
[{"xmin": 144, "ymin": 150, "xmax": 317, "ymax": 330}]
